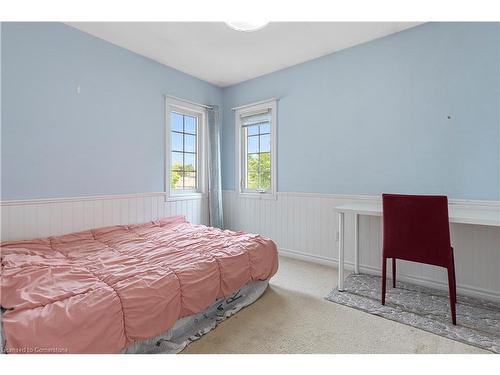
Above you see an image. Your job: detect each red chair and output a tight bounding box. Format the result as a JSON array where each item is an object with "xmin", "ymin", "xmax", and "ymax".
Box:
[{"xmin": 381, "ymin": 194, "xmax": 457, "ymax": 325}]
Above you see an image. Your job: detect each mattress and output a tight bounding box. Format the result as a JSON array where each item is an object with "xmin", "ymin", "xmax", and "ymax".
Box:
[{"xmin": 0, "ymin": 216, "xmax": 278, "ymax": 353}]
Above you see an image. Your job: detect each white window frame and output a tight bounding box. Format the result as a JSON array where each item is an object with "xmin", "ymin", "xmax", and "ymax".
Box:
[
  {"xmin": 165, "ymin": 97, "xmax": 207, "ymax": 201},
  {"xmin": 235, "ymin": 99, "xmax": 277, "ymax": 200}
]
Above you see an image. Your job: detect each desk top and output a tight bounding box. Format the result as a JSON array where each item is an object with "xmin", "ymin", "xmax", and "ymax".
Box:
[{"xmin": 333, "ymin": 202, "xmax": 500, "ymax": 227}]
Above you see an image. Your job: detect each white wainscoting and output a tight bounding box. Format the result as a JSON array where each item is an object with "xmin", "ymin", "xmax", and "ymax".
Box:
[
  {"xmin": 222, "ymin": 190, "xmax": 500, "ymax": 302},
  {"xmin": 1, "ymin": 192, "xmax": 208, "ymax": 242}
]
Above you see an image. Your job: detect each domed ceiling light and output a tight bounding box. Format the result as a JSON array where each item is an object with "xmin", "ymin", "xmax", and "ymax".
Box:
[{"xmin": 225, "ymin": 21, "xmax": 269, "ymax": 32}]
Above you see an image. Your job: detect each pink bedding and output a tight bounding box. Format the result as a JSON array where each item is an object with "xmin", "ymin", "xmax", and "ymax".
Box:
[{"xmin": 0, "ymin": 216, "xmax": 278, "ymax": 353}]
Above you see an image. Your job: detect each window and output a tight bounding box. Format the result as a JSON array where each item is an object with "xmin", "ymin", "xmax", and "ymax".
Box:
[
  {"xmin": 166, "ymin": 98, "xmax": 206, "ymax": 199},
  {"xmin": 170, "ymin": 112, "xmax": 198, "ymax": 190},
  {"xmin": 235, "ymin": 99, "xmax": 277, "ymax": 198}
]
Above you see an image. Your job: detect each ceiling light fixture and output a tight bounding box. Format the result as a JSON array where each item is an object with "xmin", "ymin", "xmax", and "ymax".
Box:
[{"xmin": 225, "ymin": 21, "xmax": 269, "ymax": 32}]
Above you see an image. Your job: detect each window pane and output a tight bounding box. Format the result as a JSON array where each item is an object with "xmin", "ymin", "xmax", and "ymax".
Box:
[
  {"xmin": 247, "ymin": 124, "xmax": 259, "ymax": 136},
  {"xmin": 260, "ymin": 134, "xmax": 270, "ymax": 152},
  {"xmin": 247, "ymin": 135, "xmax": 259, "ymax": 154},
  {"xmin": 184, "ymin": 153, "xmax": 196, "ymax": 171},
  {"xmin": 171, "ymin": 151, "xmax": 183, "ymax": 170},
  {"xmin": 184, "ymin": 134, "xmax": 196, "ymax": 153},
  {"xmin": 259, "ymin": 123, "xmax": 270, "ymax": 134},
  {"xmin": 259, "ymin": 172, "xmax": 271, "ymax": 190},
  {"xmin": 171, "ymin": 113, "xmax": 183, "ymax": 132},
  {"xmin": 184, "ymin": 116, "xmax": 197, "ymax": 134},
  {"xmin": 171, "ymin": 132, "xmax": 183, "ymax": 152},
  {"xmin": 246, "ymin": 154, "xmax": 259, "ymax": 189},
  {"xmin": 247, "ymin": 174, "xmax": 259, "ymax": 189},
  {"xmin": 171, "ymin": 169, "xmax": 183, "ymax": 189},
  {"xmin": 259, "ymin": 152, "xmax": 271, "ymax": 173},
  {"xmin": 184, "ymin": 172, "xmax": 196, "ymax": 189}
]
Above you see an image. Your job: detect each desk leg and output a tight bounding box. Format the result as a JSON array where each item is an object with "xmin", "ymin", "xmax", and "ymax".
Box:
[
  {"xmin": 354, "ymin": 213, "xmax": 359, "ymax": 274},
  {"xmin": 338, "ymin": 212, "xmax": 345, "ymax": 291}
]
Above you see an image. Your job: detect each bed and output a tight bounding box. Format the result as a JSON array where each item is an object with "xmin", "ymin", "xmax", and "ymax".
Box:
[{"xmin": 0, "ymin": 216, "xmax": 279, "ymax": 353}]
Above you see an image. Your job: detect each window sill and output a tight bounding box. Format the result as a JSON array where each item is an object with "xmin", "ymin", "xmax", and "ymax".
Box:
[
  {"xmin": 237, "ymin": 192, "xmax": 277, "ymax": 201},
  {"xmin": 165, "ymin": 192, "xmax": 206, "ymax": 202}
]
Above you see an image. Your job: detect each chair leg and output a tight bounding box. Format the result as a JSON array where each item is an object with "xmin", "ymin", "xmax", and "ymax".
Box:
[
  {"xmin": 381, "ymin": 256, "xmax": 387, "ymax": 305},
  {"xmin": 392, "ymin": 258, "xmax": 396, "ymax": 288},
  {"xmin": 451, "ymin": 248, "xmax": 457, "ymax": 305},
  {"xmin": 447, "ymin": 266, "xmax": 457, "ymax": 325}
]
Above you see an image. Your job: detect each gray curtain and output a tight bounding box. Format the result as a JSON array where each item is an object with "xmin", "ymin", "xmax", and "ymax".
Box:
[{"xmin": 207, "ymin": 106, "xmax": 224, "ymax": 228}]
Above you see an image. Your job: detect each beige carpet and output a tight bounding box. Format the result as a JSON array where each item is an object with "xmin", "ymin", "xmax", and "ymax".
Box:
[{"xmin": 182, "ymin": 256, "xmax": 487, "ymax": 354}]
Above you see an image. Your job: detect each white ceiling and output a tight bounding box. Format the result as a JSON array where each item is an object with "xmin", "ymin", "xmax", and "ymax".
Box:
[{"xmin": 67, "ymin": 22, "xmax": 422, "ymax": 87}]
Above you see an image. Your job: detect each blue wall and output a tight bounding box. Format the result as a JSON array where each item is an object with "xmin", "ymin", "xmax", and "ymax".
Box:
[
  {"xmin": 2, "ymin": 22, "xmax": 499, "ymax": 201},
  {"xmin": 1, "ymin": 22, "xmax": 222, "ymax": 200},
  {"xmin": 221, "ymin": 22, "xmax": 500, "ymax": 200}
]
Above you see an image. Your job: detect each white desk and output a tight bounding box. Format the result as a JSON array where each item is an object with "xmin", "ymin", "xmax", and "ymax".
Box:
[{"xmin": 333, "ymin": 202, "xmax": 500, "ymax": 291}]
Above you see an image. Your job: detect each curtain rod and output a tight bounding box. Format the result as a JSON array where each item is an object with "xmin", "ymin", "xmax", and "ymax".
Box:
[
  {"xmin": 231, "ymin": 98, "xmax": 279, "ymax": 111},
  {"xmin": 164, "ymin": 95, "xmax": 214, "ymax": 110}
]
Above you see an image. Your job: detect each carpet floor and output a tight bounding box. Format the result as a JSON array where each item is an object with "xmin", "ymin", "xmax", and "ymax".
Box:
[{"xmin": 182, "ymin": 256, "xmax": 487, "ymax": 354}]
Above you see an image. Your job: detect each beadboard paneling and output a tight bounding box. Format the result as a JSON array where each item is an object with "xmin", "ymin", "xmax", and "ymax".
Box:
[
  {"xmin": 0, "ymin": 193, "xmax": 208, "ymax": 242},
  {"xmin": 223, "ymin": 190, "xmax": 500, "ymax": 302}
]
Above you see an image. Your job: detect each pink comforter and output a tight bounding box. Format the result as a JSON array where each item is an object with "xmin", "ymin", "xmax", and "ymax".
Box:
[{"xmin": 0, "ymin": 216, "xmax": 278, "ymax": 353}]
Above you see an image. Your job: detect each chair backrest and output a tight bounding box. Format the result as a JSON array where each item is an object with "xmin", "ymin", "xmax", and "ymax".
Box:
[{"xmin": 382, "ymin": 193, "xmax": 452, "ymax": 268}]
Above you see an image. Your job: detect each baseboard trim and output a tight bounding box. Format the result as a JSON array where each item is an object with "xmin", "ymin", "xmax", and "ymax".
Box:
[
  {"xmin": 278, "ymin": 247, "xmax": 500, "ymax": 303},
  {"xmin": 278, "ymin": 248, "xmax": 341, "ymax": 268}
]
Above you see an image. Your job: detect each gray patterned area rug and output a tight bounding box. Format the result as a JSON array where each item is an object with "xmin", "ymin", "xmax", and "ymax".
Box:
[{"xmin": 326, "ymin": 274, "xmax": 500, "ymax": 353}]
